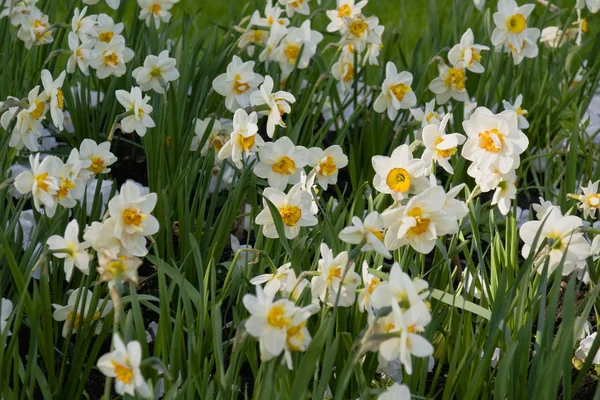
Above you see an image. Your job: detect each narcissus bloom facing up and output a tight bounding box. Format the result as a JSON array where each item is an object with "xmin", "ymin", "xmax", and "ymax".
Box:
[
  {"xmin": 218, "ymin": 109, "xmax": 263, "ymax": 169},
  {"xmin": 137, "ymin": 0, "xmax": 177, "ymax": 29},
  {"xmin": 52, "ymin": 289, "xmax": 113, "ymax": 337},
  {"xmin": 133, "ymin": 50, "xmax": 180, "ymax": 94},
  {"xmin": 307, "ymin": 145, "xmax": 348, "ymax": 190},
  {"xmin": 577, "ymin": 181, "xmax": 600, "ymax": 219},
  {"xmin": 410, "ymin": 99, "xmax": 443, "ymax": 128},
  {"xmin": 310, "ymin": 243, "xmax": 361, "ymax": 307},
  {"xmin": 255, "ymin": 183, "xmax": 318, "ymax": 239},
  {"xmin": 325, "ymin": 0, "xmax": 368, "ymax": 33},
  {"xmin": 448, "ymin": 28, "xmax": 489, "ymax": 73},
  {"xmin": 373, "ymin": 62, "xmax": 417, "ymax": 121},
  {"xmin": 278, "ymin": 0, "xmax": 310, "ymax": 17},
  {"xmin": 78, "ymin": 139, "xmax": 117, "ymax": 179},
  {"xmin": 90, "ymin": 35, "xmax": 134, "ymax": 79},
  {"xmin": 116, "ymin": 87, "xmax": 155, "ymax": 137},
  {"xmin": 491, "ymin": 0, "xmax": 535, "ymax": 50},
  {"xmin": 47, "ymin": 219, "xmax": 91, "ymax": 281},
  {"xmin": 14, "ymin": 153, "xmax": 60, "ymax": 217},
  {"xmin": 254, "ymin": 136, "xmax": 308, "ymax": 190},
  {"xmin": 17, "ymin": 8, "xmax": 54, "ymax": 49},
  {"xmin": 421, "ymin": 113, "xmax": 466, "ymax": 174},
  {"xmin": 338, "ymin": 211, "xmax": 391, "ymax": 258},
  {"xmin": 272, "ymin": 20, "xmax": 323, "ymax": 76},
  {"xmin": 250, "ymin": 75, "xmax": 296, "ymax": 137},
  {"xmin": 212, "ymin": 55, "xmax": 263, "ymax": 111},
  {"xmin": 371, "ymin": 144, "xmax": 429, "ymax": 201},
  {"xmin": 429, "ymin": 64, "xmax": 469, "ymax": 104},
  {"xmin": 97, "ymin": 334, "xmax": 151, "ymax": 398},
  {"xmin": 502, "ymin": 27, "xmax": 540, "ymax": 65}
]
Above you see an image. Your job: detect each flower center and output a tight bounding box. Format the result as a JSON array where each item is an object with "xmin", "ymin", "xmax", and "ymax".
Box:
[
  {"xmin": 57, "ymin": 178, "xmax": 76, "ymax": 199},
  {"xmin": 111, "ymin": 361, "xmax": 134, "ymax": 384},
  {"xmin": 444, "ymin": 68, "xmax": 465, "ymax": 91},
  {"xmin": 506, "ymin": 14, "xmax": 526, "ymax": 34},
  {"xmin": 284, "ymin": 43, "xmax": 300, "ymax": 64},
  {"xmin": 89, "ymin": 156, "xmax": 105, "ymax": 175},
  {"xmin": 390, "ymin": 83, "xmax": 411, "ymax": 103},
  {"xmin": 587, "ymin": 194, "xmax": 600, "ymax": 208},
  {"xmin": 327, "ymin": 266, "xmax": 342, "ymax": 283},
  {"xmin": 251, "ymin": 30, "xmax": 264, "ymax": 43},
  {"xmin": 366, "ymin": 277, "xmax": 380, "ymax": 294},
  {"xmin": 342, "ymin": 62, "xmax": 354, "ymax": 82},
  {"xmin": 407, "ymin": 207, "xmax": 430, "ymax": 236},
  {"xmin": 272, "ymin": 156, "xmax": 296, "ymax": 175},
  {"xmin": 278, "ymin": 205, "xmax": 302, "ymax": 226},
  {"xmin": 99, "ymin": 31, "xmax": 114, "ymax": 43},
  {"xmin": 103, "ymin": 52, "xmax": 118, "ymax": 67},
  {"xmin": 338, "ymin": 4, "xmax": 352, "ymax": 17},
  {"xmin": 267, "ymin": 304, "xmax": 290, "ymax": 329},
  {"xmin": 107, "ymin": 257, "xmax": 128, "ymax": 276},
  {"xmin": 30, "ymin": 101, "xmax": 45, "ymax": 119},
  {"xmin": 35, "ymin": 172, "xmax": 49, "ymax": 192},
  {"xmin": 151, "ymin": 3, "xmax": 161, "ymax": 14},
  {"xmin": 233, "ymin": 74, "xmax": 250, "ymax": 95},
  {"xmin": 434, "ymin": 137, "xmax": 457, "ymax": 158},
  {"xmin": 286, "ymin": 322, "xmax": 306, "ymax": 351},
  {"xmin": 150, "ymin": 67, "xmax": 162, "ymax": 77},
  {"xmin": 122, "ymin": 208, "xmax": 146, "ymax": 227},
  {"xmin": 368, "ymin": 228, "xmax": 384, "ymax": 241},
  {"xmin": 67, "ymin": 312, "xmax": 84, "ymax": 329},
  {"xmin": 237, "ymin": 133, "xmax": 255, "ymax": 152},
  {"xmin": 56, "ymin": 88, "xmax": 64, "ymax": 110},
  {"xmin": 425, "ymin": 112, "xmax": 438, "ymax": 123},
  {"xmin": 349, "ymin": 18, "xmax": 368, "ymax": 37},
  {"xmin": 478, "ymin": 128, "xmax": 504, "ymax": 152},
  {"xmin": 386, "ymin": 167, "xmax": 411, "ymax": 193},
  {"xmin": 318, "ymin": 156, "xmax": 338, "ymax": 177}
]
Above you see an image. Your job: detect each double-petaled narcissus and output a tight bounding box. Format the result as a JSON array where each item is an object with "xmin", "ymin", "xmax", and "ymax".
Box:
[
  {"xmin": 310, "ymin": 243, "xmax": 361, "ymax": 307},
  {"xmin": 212, "ymin": 55, "xmax": 263, "ymax": 111},
  {"xmin": 373, "ymin": 62, "xmax": 417, "ymax": 120},
  {"xmin": 218, "ymin": 108, "xmax": 264, "ymax": 169},
  {"xmin": 250, "ymin": 75, "xmax": 296, "ymax": 137}
]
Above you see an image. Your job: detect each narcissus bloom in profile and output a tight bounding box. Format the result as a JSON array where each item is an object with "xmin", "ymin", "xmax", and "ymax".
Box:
[
  {"xmin": 250, "ymin": 75, "xmax": 296, "ymax": 137},
  {"xmin": 326, "ymin": 0, "xmax": 368, "ymax": 32},
  {"xmin": 137, "ymin": 0, "xmax": 176, "ymax": 28},
  {"xmin": 342, "ymin": 13, "xmax": 382, "ymax": 52},
  {"xmin": 17, "ymin": 8, "xmax": 53, "ymax": 49},
  {"xmin": 421, "ymin": 113, "xmax": 466, "ymax": 174},
  {"xmin": 250, "ymin": 262, "xmax": 292, "ymax": 294},
  {"xmin": 520, "ymin": 206, "xmax": 590, "ymax": 276},
  {"xmin": 53, "ymin": 153, "xmax": 88, "ymax": 208},
  {"xmin": 67, "ymin": 32, "xmax": 94, "ymax": 75},
  {"xmin": 448, "ymin": 28, "xmax": 489, "ymax": 73},
  {"xmin": 93, "ymin": 13, "xmax": 124, "ymax": 43},
  {"xmin": 190, "ymin": 118, "xmax": 232, "ymax": 155},
  {"xmin": 242, "ymin": 285, "xmax": 296, "ymax": 362},
  {"xmin": 282, "ymin": 304, "xmax": 318, "ymax": 369},
  {"xmin": 503, "ymin": 27, "xmax": 540, "ymax": 65},
  {"xmin": 47, "ymin": 219, "xmax": 91, "ymax": 281},
  {"xmin": 218, "ymin": 109, "xmax": 263, "ymax": 169},
  {"xmin": 90, "ymin": 35, "xmax": 134, "ymax": 79},
  {"xmin": 116, "ymin": 87, "xmax": 155, "ymax": 137},
  {"xmin": 377, "ymin": 383, "xmax": 411, "ymax": 400},
  {"xmin": 491, "ymin": 0, "xmax": 535, "ymax": 50},
  {"xmin": 107, "ymin": 181, "xmax": 159, "ymax": 251},
  {"xmin": 212, "ymin": 55, "xmax": 263, "ymax": 111},
  {"xmin": 375, "ymin": 301, "xmax": 434, "ymax": 375},
  {"xmin": 339, "ymin": 211, "xmax": 391, "ymax": 258},
  {"xmin": 14, "ymin": 153, "xmax": 60, "ymax": 217},
  {"xmin": 71, "ymin": 7, "xmax": 96, "ymax": 41},
  {"xmin": 255, "ymin": 183, "xmax": 318, "ymax": 239},
  {"xmin": 97, "ymin": 249, "xmax": 144, "ymax": 287},
  {"xmin": 78, "ymin": 139, "xmax": 117, "ymax": 179},
  {"xmin": 502, "ymin": 94, "xmax": 529, "ymax": 129},
  {"xmin": 373, "ymin": 62, "xmax": 417, "ymax": 120},
  {"xmin": 254, "ymin": 136, "xmax": 308, "ymax": 190},
  {"xmin": 311, "ymin": 243, "xmax": 361, "ymax": 307},
  {"xmin": 577, "ymin": 180, "xmax": 600, "ymax": 219},
  {"xmin": 52, "ymin": 289, "xmax": 112, "ymax": 337},
  {"xmin": 410, "ymin": 99, "xmax": 443, "ymax": 128},
  {"xmin": 307, "ymin": 145, "xmax": 348, "ymax": 190},
  {"xmin": 372, "ymin": 144, "xmax": 429, "ymax": 201},
  {"xmin": 382, "ymin": 186, "xmax": 459, "ymax": 254},
  {"xmin": 133, "ymin": 50, "xmax": 180, "ymax": 94},
  {"xmin": 331, "ymin": 47, "xmax": 356, "ymax": 92},
  {"xmin": 358, "ymin": 262, "xmax": 382, "ymax": 315},
  {"xmin": 97, "ymin": 334, "xmax": 151, "ymax": 398},
  {"xmin": 41, "ymin": 69, "xmax": 66, "ymax": 130},
  {"xmin": 489, "ymin": 169, "xmax": 517, "ymax": 215},
  {"xmin": 429, "ymin": 64, "xmax": 469, "ymax": 104}
]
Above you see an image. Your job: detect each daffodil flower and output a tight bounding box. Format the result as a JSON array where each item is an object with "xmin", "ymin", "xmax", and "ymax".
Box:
[{"xmin": 47, "ymin": 219, "xmax": 91, "ymax": 281}]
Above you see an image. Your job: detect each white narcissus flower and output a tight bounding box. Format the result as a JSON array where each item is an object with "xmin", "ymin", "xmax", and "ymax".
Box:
[
  {"xmin": 217, "ymin": 109, "xmax": 263, "ymax": 169},
  {"xmin": 429, "ymin": 64, "xmax": 469, "ymax": 104},
  {"xmin": 52, "ymin": 289, "xmax": 113, "ymax": 337},
  {"xmin": 97, "ymin": 249, "xmax": 144, "ymax": 287},
  {"xmin": 532, "ymin": 197, "xmax": 554, "ymax": 220},
  {"xmin": 307, "ymin": 145, "xmax": 348, "ymax": 190},
  {"xmin": 108, "ymin": 181, "xmax": 159, "ymax": 252},
  {"xmin": 371, "ymin": 144, "xmax": 429, "ymax": 201},
  {"xmin": 339, "ymin": 212, "xmax": 391, "ymax": 258},
  {"xmin": 71, "ymin": 7, "xmax": 96, "ymax": 41},
  {"xmin": 116, "ymin": 87, "xmax": 155, "ymax": 137},
  {"xmin": 442, "ymin": 183, "xmax": 469, "ymax": 220},
  {"xmin": 94, "ymin": 13, "xmax": 124, "ymax": 43},
  {"xmin": 310, "ymin": 243, "xmax": 361, "ymax": 307},
  {"xmin": 1, "ymin": 298, "xmax": 12, "ymax": 335},
  {"xmin": 230, "ymin": 235, "xmax": 256, "ymax": 270},
  {"xmin": 137, "ymin": 0, "xmax": 176, "ymax": 28},
  {"xmin": 17, "ymin": 8, "xmax": 53, "ymax": 49},
  {"xmin": 132, "ymin": 50, "xmax": 180, "ymax": 94},
  {"xmin": 461, "ymin": 107, "xmax": 529, "ymax": 175},
  {"xmin": 250, "ymin": 263, "xmax": 292, "ymax": 294},
  {"xmin": 97, "ymin": 334, "xmax": 151, "ymax": 398},
  {"xmin": 250, "ymin": 75, "xmax": 296, "ymax": 137},
  {"xmin": 282, "ymin": 304, "xmax": 318, "ymax": 369},
  {"xmin": 325, "ymin": 0, "xmax": 368, "ymax": 33},
  {"xmin": 47, "ymin": 220, "xmax": 91, "ymax": 281},
  {"xmin": 212, "ymin": 55, "xmax": 263, "ymax": 112},
  {"xmin": 519, "ymin": 206, "xmax": 590, "ymax": 276},
  {"xmin": 41, "ymin": 69, "xmax": 66, "ymax": 130},
  {"xmin": 489, "ymin": 169, "xmax": 517, "ymax": 215},
  {"xmin": 273, "ymin": 20, "xmax": 323, "ymax": 76},
  {"xmin": 577, "ymin": 180, "xmax": 600, "ymax": 219},
  {"xmin": 491, "ymin": 0, "xmax": 535, "ymax": 50},
  {"xmin": 376, "ymin": 301, "xmax": 434, "ymax": 375},
  {"xmin": 382, "ymin": 186, "xmax": 459, "ymax": 254},
  {"xmin": 254, "ymin": 136, "xmax": 308, "ymax": 190},
  {"xmin": 503, "ymin": 27, "xmax": 540, "ymax": 65},
  {"xmin": 421, "ymin": 113, "xmax": 466, "ymax": 174},
  {"xmin": 373, "ymin": 62, "xmax": 417, "ymax": 121},
  {"xmin": 79, "ymin": 139, "xmax": 117, "ymax": 179},
  {"xmin": 502, "ymin": 94, "xmax": 529, "ymax": 129},
  {"xmin": 540, "ymin": 26, "xmax": 575, "ymax": 48},
  {"xmin": 448, "ymin": 28, "xmax": 489, "ymax": 73},
  {"xmin": 259, "ymin": 22, "xmax": 288, "ymax": 65},
  {"xmin": 54, "ymin": 153, "xmax": 87, "ymax": 208},
  {"xmin": 7, "ymin": 108, "xmax": 42, "ymax": 152},
  {"xmin": 279, "ymin": 0, "xmax": 310, "ymax": 17},
  {"xmin": 67, "ymin": 32, "xmax": 94, "ymax": 75},
  {"xmin": 410, "ymin": 99, "xmax": 443, "ymax": 128},
  {"xmin": 575, "ymin": 332, "xmax": 600, "ymax": 364},
  {"xmin": 13, "ymin": 154, "xmax": 59, "ymax": 217},
  {"xmin": 0, "ymin": 1, "xmax": 36, "ymax": 27},
  {"xmin": 377, "ymin": 383, "xmax": 411, "ymax": 400},
  {"xmin": 331, "ymin": 46, "xmax": 356, "ymax": 92},
  {"xmin": 255, "ymin": 183, "xmax": 318, "ymax": 239},
  {"xmin": 90, "ymin": 35, "xmax": 134, "ymax": 79},
  {"xmin": 358, "ymin": 262, "xmax": 382, "ymax": 314},
  {"xmin": 341, "ymin": 13, "xmax": 382, "ymax": 52},
  {"xmin": 242, "ymin": 285, "xmax": 296, "ymax": 362},
  {"xmin": 190, "ymin": 118, "xmax": 232, "ymax": 154}
]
